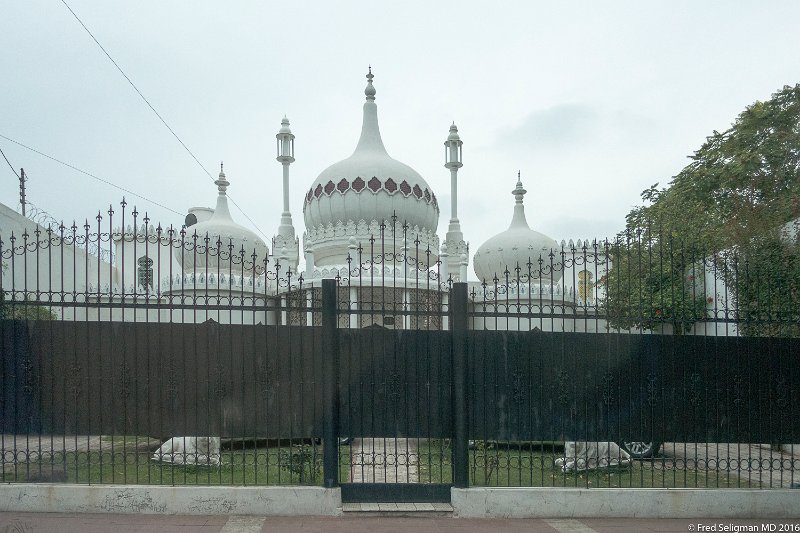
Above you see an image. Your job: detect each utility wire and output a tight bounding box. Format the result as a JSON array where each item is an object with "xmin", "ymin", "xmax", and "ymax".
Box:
[
  {"xmin": 0, "ymin": 134, "xmax": 183, "ymax": 216},
  {"xmin": 59, "ymin": 0, "xmax": 269, "ymax": 240},
  {"xmin": 0, "ymin": 145, "xmax": 22, "ymax": 180}
]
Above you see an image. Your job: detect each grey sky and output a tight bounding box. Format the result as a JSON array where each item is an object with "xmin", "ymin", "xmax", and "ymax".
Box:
[{"xmin": 2, "ymin": 1, "xmax": 799, "ymax": 271}]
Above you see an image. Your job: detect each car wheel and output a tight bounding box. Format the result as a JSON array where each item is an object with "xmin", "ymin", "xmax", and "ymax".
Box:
[{"xmin": 619, "ymin": 441, "xmax": 661, "ymax": 459}]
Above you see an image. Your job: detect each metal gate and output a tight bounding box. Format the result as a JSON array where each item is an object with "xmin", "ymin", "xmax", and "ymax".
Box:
[{"xmin": 325, "ymin": 252, "xmax": 457, "ymax": 503}]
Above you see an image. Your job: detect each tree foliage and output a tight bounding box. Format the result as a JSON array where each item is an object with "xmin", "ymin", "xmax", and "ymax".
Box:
[
  {"xmin": 604, "ymin": 234, "xmax": 707, "ymax": 334},
  {"xmin": 606, "ymin": 84, "xmax": 800, "ymax": 335}
]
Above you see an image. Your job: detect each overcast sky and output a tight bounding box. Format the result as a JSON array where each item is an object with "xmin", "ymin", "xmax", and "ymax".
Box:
[{"xmin": 2, "ymin": 1, "xmax": 799, "ymax": 271}]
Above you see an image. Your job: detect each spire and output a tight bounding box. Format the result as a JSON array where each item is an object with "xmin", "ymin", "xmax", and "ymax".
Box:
[
  {"xmin": 212, "ymin": 161, "xmax": 232, "ymax": 219},
  {"xmin": 276, "ymin": 116, "xmax": 297, "ymax": 241},
  {"xmin": 353, "ymin": 67, "xmax": 388, "ymax": 155},
  {"xmin": 365, "ymin": 66, "xmax": 376, "ymax": 101},
  {"xmin": 274, "ymin": 117, "xmax": 299, "ymax": 269},
  {"xmin": 510, "ymin": 171, "xmax": 529, "ymax": 229},
  {"xmin": 443, "ymin": 121, "xmax": 467, "ymax": 279},
  {"xmin": 216, "ymin": 162, "xmax": 229, "ymax": 194}
]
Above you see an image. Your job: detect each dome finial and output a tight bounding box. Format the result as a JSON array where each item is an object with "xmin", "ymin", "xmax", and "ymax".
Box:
[
  {"xmin": 365, "ymin": 66, "xmax": 376, "ymax": 101},
  {"xmin": 513, "ymin": 172, "xmax": 526, "ymax": 204},
  {"xmin": 215, "ymin": 161, "xmax": 229, "ymax": 195}
]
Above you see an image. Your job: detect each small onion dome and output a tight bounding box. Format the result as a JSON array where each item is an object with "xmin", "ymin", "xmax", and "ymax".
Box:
[
  {"xmin": 303, "ymin": 69, "xmax": 439, "ymax": 236},
  {"xmin": 473, "ymin": 175, "xmax": 560, "ymax": 284},
  {"xmin": 181, "ymin": 164, "xmax": 269, "ymax": 275}
]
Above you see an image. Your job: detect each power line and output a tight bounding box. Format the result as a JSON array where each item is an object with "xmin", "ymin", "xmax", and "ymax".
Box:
[
  {"xmin": 0, "ymin": 134, "xmax": 183, "ymax": 216},
  {"xmin": 59, "ymin": 0, "xmax": 214, "ymax": 182},
  {"xmin": 0, "ymin": 145, "xmax": 21, "ymax": 179},
  {"xmin": 58, "ymin": 0, "xmax": 270, "ymax": 241}
]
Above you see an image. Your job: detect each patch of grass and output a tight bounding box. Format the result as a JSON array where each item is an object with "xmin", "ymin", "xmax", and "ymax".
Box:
[
  {"xmin": 2, "ymin": 445, "xmax": 324, "ymax": 486},
  {"xmin": 3, "ymin": 438, "xmax": 757, "ymax": 488},
  {"xmin": 419, "ymin": 440, "xmax": 754, "ymax": 488}
]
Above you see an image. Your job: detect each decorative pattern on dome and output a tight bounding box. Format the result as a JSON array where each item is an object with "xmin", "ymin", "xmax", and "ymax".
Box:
[
  {"xmin": 304, "ymin": 219, "xmax": 440, "ymax": 251},
  {"xmin": 304, "ymin": 177, "xmax": 438, "ymax": 208}
]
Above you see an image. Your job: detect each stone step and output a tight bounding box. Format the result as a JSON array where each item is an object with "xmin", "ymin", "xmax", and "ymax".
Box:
[{"xmin": 342, "ymin": 502, "xmax": 453, "ymax": 517}]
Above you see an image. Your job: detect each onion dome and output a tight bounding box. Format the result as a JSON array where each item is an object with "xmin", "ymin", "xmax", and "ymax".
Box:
[
  {"xmin": 303, "ymin": 69, "xmax": 439, "ymax": 267},
  {"xmin": 181, "ymin": 164, "xmax": 269, "ymax": 273},
  {"xmin": 473, "ymin": 174, "xmax": 560, "ymax": 283}
]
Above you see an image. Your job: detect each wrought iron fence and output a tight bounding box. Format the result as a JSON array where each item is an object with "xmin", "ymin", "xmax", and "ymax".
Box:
[{"xmin": 1, "ymin": 209, "xmax": 798, "ymax": 491}]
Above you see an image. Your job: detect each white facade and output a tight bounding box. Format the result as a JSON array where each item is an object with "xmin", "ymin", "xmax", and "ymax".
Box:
[{"xmin": 0, "ymin": 70, "xmax": 674, "ymax": 333}]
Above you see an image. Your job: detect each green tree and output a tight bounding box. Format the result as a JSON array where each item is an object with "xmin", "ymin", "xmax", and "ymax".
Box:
[
  {"xmin": 604, "ymin": 229, "xmax": 707, "ymax": 335},
  {"xmin": 606, "ymin": 84, "xmax": 800, "ymax": 335}
]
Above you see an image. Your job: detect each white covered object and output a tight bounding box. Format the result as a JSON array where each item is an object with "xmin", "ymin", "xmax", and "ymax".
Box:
[
  {"xmin": 151, "ymin": 436, "xmax": 221, "ymax": 466},
  {"xmin": 555, "ymin": 441, "xmax": 632, "ymax": 472}
]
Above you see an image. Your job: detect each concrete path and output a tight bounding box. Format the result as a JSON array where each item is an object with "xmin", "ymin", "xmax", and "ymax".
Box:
[
  {"xmin": 348, "ymin": 438, "xmax": 419, "ymax": 483},
  {"xmin": 0, "ymin": 513, "xmax": 794, "ymax": 532},
  {"xmin": 659, "ymin": 442, "xmax": 798, "ymax": 488}
]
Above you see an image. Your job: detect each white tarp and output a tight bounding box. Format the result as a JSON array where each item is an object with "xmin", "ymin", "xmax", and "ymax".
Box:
[
  {"xmin": 151, "ymin": 436, "xmax": 221, "ymax": 466},
  {"xmin": 555, "ymin": 441, "xmax": 632, "ymax": 472}
]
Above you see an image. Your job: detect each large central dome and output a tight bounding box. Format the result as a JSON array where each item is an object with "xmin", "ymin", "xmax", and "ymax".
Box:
[{"xmin": 303, "ymin": 70, "xmax": 439, "ymax": 267}]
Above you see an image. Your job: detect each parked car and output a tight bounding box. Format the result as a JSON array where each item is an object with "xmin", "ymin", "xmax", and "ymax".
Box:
[{"xmin": 618, "ymin": 441, "xmax": 661, "ymax": 459}]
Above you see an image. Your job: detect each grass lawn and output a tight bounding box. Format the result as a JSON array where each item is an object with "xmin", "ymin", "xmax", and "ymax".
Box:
[
  {"xmin": 2, "ymin": 441, "xmax": 325, "ymax": 486},
  {"xmin": 2, "ymin": 438, "xmax": 755, "ymax": 488},
  {"xmin": 419, "ymin": 440, "xmax": 753, "ymax": 488}
]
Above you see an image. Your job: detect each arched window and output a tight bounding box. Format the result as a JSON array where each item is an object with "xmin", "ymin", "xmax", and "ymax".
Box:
[
  {"xmin": 137, "ymin": 256, "xmax": 154, "ymax": 291},
  {"xmin": 578, "ymin": 270, "xmax": 593, "ymax": 304}
]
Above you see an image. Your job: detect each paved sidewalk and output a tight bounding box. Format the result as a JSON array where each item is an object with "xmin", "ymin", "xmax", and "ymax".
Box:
[
  {"xmin": 0, "ymin": 513, "xmax": 793, "ymax": 533},
  {"xmin": 348, "ymin": 438, "xmax": 419, "ymax": 483}
]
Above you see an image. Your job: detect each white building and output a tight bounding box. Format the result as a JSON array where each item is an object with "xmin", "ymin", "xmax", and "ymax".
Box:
[{"xmin": 1, "ymin": 69, "xmax": 615, "ymax": 331}]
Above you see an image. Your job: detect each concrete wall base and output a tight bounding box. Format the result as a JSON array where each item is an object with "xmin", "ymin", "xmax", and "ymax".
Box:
[
  {"xmin": 452, "ymin": 488, "xmax": 800, "ymax": 518},
  {"xmin": 0, "ymin": 484, "xmax": 342, "ymax": 516},
  {"xmin": 3, "ymin": 485, "xmax": 799, "ymax": 518}
]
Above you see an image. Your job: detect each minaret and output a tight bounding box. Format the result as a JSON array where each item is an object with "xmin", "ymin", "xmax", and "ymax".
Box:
[
  {"xmin": 274, "ymin": 117, "xmax": 299, "ymax": 271},
  {"xmin": 443, "ymin": 123, "xmax": 468, "ymax": 281}
]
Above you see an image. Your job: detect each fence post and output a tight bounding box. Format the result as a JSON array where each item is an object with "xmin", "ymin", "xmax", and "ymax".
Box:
[
  {"xmin": 451, "ymin": 282, "xmax": 469, "ymax": 488},
  {"xmin": 321, "ymin": 278, "xmax": 339, "ymax": 488}
]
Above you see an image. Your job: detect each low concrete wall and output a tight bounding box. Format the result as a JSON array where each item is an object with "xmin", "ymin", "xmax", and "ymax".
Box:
[
  {"xmin": 0, "ymin": 485, "xmax": 342, "ymax": 516},
  {"xmin": 452, "ymin": 488, "xmax": 800, "ymax": 518},
  {"xmin": 4, "ymin": 485, "xmax": 800, "ymax": 518}
]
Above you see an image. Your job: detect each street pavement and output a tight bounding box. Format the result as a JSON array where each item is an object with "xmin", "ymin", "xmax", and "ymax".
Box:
[{"xmin": 1, "ymin": 513, "xmax": 796, "ymax": 533}]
